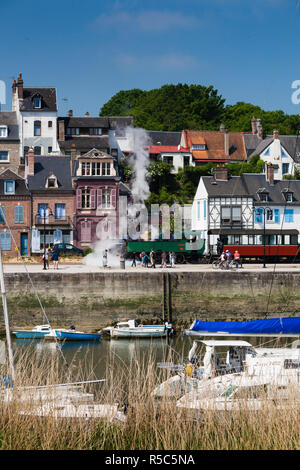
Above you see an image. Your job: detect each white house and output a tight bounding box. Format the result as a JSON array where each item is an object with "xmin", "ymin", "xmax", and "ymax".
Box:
[
  {"xmin": 12, "ymin": 73, "xmax": 59, "ymax": 159},
  {"xmin": 192, "ymin": 164, "xmax": 300, "ymax": 256}
]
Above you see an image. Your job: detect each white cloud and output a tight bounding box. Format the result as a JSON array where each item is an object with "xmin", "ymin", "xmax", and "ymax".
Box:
[
  {"xmin": 114, "ymin": 52, "xmax": 201, "ymax": 70},
  {"xmin": 95, "ymin": 9, "xmax": 198, "ymax": 32}
]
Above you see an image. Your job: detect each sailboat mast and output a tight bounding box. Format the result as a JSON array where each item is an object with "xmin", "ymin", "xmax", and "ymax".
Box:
[{"xmin": 0, "ymin": 249, "xmax": 15, "ymax": 381}]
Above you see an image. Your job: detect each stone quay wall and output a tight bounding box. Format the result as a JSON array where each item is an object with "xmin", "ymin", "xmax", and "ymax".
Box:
[{"xmin": 1, "ymin": 271, "xmax": 300, "ymax": 332}]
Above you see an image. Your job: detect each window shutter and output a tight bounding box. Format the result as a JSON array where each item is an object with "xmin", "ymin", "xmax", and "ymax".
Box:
[
  {"xmin": 76, "ymin": 189, "xmax": 82, "ymax": 209},
  {"xmin": 274, "ymin": 209, "xmax": 279, "ymax": 223},
  {"xmin": 255, "ymin": 208, "xmax": 262, "ymax": 224},
  {"xmin": 97, "ymin": 189, "xmax": 102, "ymax": 210},
  {"xmin": 91, "ymin": 189, "xmax": 96, "ymax": 209},
  {"xmin": 111, "ymin": 188, "xmax": 116, "ymax": 208},
  {"xmin": 81, "ymin": 221, "xmax": 91, "ymax": 242}
]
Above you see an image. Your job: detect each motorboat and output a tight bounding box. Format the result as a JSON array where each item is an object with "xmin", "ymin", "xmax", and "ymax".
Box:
[
  {"xmin": 152, "ymin": 338, "xmax": 300, "ymax": 400},
  {"xmin": 103, "ymin": 319, "xmax": 173, "ymax": 338},
  {"xmin": 53, "ymin": 328, "xmax": 102, "ymax": 342},
  {"xmin": 12, "ymin": 324, "xmax": 54, "ymax": 339}
]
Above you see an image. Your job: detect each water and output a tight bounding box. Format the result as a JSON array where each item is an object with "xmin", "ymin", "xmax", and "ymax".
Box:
[{"xmin": 10, "ymin": 333, "xmax": 297, "ymax": 383}]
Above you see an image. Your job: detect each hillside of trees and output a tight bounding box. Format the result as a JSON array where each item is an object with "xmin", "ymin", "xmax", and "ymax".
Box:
[{"xmin": 100, "ymin": 83, "xmax": 300, "ymax": 135}]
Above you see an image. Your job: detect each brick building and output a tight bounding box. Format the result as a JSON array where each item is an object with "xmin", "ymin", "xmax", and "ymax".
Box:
[
  {"xmin": 72, "ymin": 148, "xmax": 122, "ymax": 249},
  {"xmin": 0, "ymin": 112, "xmax": 21, "ymax": 175},
  {"xmin": 25, "ymin": 149, "xmax": 74, "ymax": 252},
  {"xmin": 0, "ymin": 169, "xmax": 31, "ymax": 256}
]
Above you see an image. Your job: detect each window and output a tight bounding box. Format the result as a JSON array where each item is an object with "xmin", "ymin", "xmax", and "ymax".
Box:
[
  {"xmin": 48, "ymin": 147, "xmax": 52, "ymax": 154},
  {"xmin": 264, "ymin": 147, "xmax": 270, "ymax": 156},
  {"xmin": 192, "ymin": 144, "xmax": 206, "ymax": 150},
  {"xmin": 258, "ymin": 192, "xmax": 268, "ymax": 202},
  {"xmin": 33, "ymin": 97, "xmax": 41, "ymax": 109},
  {"xmin": 203, "ymin": 200, "xmax": 207, "ymax": 219},
  {"xmin": 14, "ymin": 206, "xmax": 24, "ymax": 223},
  {"xmin": 102, "ymin": 189, "xmax": 111, "ymax": 209},
  {"xmin": 55, "ymin": 204, "xmax": 65, "ymax": 219},
  {"xmin": 89, "ymin": 128, "xmax": 102, "ymax": 135},
  {"xmin": 232, "ymin": 206, "xmax": 241, "ymax": 222},
  {"xmin": 102, "ymin": 162, "xmax": 111, "ymax": 176},
  {"xmin": 184, "ymin": 156, "xmax": 190, "ymax": 167},
  {"xmin": 0, "ymin": 126, "xmax": 8, "ymax": 138},
  {"xmin": 81, "ymin": 188, "xmax": 91, "ymax": 208},
  {"xmin": 4, "ymin": 180, "xmax": 15, "ymax": 195},
  {"xmin": 34, "ymin": 120, "xmax": 41, "ymax": 136},
  {"xmin": 221, "ymin": 206, "xmax": 240, "ymax": 224},
  {"xmin": 283, "ymin": 191, "xmax": 293, "ymax": 202},
  {"xmin": 34, "ymin": 146, "xmax": 41, "ymax": 155},
  {"xmin": 221, "ymin": 206, "xmax": 231, "ymax": 223},
  {"xmin": 48, "ymin": 121, "xmax": 53, "ymax": 128},
  {"xmin": 163, "ymin": 156, "xmax": 174, "ymax": 166},
  {"xmin": 47, "ymin": 176, "xmax": 57, "ymax": 188},
  {"xmin": 197, "ymin": 201, "xmax": 200, "ymax": 220},
  {"xmin": 38, "ymin": 203, "xmax": 49, "ymax": 219},
  {"xmin": 284, "ymin": 208, "xmax": 294, "ymax": 223},
  {"xmin": 282, "ymin": 163, "xmax": 289, "ymax": 175},
  {"xmin": 0, "ymin": 206, "xmax": 5, "ymax": 223},
  {"xmin": 266, "ymin": 208, "xmax": 273, "ymax": 221},
  {"xmin": 281, "ymin": 148, "xmax": 287, "ymax": 158},
  {"xmin": 0, "ymin": 151, "xmax": 9, "ymax": 162},
  {"xmin": 254, "ymin": 208, "xmax": 263, "ymax": 224},
  {"xmin": 0, "ymin": 232, "xmax": 11, "ymax": 250}
]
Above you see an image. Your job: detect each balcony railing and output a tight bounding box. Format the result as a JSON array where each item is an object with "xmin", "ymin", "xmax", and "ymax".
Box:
[{"xmin": 35, "ymin": 215, "xmax": 72, "ymax": 226}]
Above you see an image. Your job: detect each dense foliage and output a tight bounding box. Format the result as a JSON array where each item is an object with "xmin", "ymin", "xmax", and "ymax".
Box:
[{"xmin": 100, "ymin": 84, "xmax": 300, "ymax": 135}]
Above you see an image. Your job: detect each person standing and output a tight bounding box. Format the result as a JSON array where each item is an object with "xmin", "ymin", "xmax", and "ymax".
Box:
[
  {"xmin": 103, "ymin": 249, "xmax": 108, "ymax": 268},
  {"xmin": 131, "ymin": 251, "xmax": 137, "ymax": 267},
  {"xmin": 161, "ymin": 251, "xmax": 167, "ymax": 268},
  {"xmin": 52, "ymin": 249, "xmax": 59, "ymax": 270},
  {"xmin": 171, "ymin": 251, "xmax": 176, "ymax": 268},
  {"xmin": 234, "ymin": 250, "xmax": 241, "ymax": 268}
]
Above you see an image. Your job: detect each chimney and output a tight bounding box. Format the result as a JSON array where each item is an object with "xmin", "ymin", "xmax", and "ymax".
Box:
[
  {"xmin": 214, "ymin": 164, "xmax": 228, "ymax": 181},
  {"xmin": 85, "ymin": 112, "xmax": 90, "ymax": 117},
  {"xmin": 256, "ymin": 118, "xmax": 263, "ymax": 139},
  {"xmin": 58, "ymin": 120, "xmax": 65, "ymax": 141},
  {"xmin": 266, "ymin": 162, "xmax": 274, "ymax": 185},
  {"xmin": 26, "ymin": 147, "xmax": 35, "ymax": 178},
  {"xmin": 251, "ymin": 116, "xmax": 257, "ymax": 135},
  {"xmin": 17, "ymin": 73, "xmax": 23, "ymax": 99},
  {"xmin": 224, "ymin": 129, "xmax": 229, "ymax": 156},
  {"xmin": 68, "ymin": 110, "xmax": 73, "ymax": 117},
  {"xmin": 273, "ymin": 129, "xmax": 279, "ymax": 140},
  {"xmin": 12, "ymin": 79, "xmax": 17, "ymax": 94}
]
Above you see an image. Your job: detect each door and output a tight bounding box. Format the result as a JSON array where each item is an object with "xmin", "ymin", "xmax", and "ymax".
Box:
[{"xmin": 21, "ymin": 233, "xmax": 28, "ymax": 256}]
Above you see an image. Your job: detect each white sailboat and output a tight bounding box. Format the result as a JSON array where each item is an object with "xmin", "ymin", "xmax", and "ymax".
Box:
[{"xmin": 103, "ymin": 319, "xmax": 173, "ymax": 338}]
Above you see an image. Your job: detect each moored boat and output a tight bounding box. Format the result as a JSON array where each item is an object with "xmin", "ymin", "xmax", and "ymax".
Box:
[
  {"xmin": 12, "ymin": 324, "xmax": 54, "ymax": 339},
  {"xmin": 53, "ymin": 328, "xmax": 102, "ymax": 342},
  {"xmin": 103, "ymin": 319, "xmax": 173, "ymax": 338}
]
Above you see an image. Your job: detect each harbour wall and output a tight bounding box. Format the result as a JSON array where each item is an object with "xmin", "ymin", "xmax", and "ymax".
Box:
[{"xmin": 2, "ymin": 271, "xmax": 300, "ymax": 331}]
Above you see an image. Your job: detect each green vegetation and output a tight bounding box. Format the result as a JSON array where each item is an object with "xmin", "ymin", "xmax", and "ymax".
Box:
[{"xmin": 100, "ymin": 84, "xmax": 300, "ymax": 135}]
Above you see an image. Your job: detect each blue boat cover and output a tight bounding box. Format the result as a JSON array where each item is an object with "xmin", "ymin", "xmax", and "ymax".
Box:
[{"xmin": 191, "ymin": 317, "xmax": 300, "ymax": 335}]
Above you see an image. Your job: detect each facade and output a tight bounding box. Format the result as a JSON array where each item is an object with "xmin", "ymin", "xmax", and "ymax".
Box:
[
  {"xmin": 26, "ymin": 150, "xmax": 74, "ymax": 252},
  {"xmin": 12, "ymin": 74, "xmax": 59, "ymax": 161},
  {"xmin": 58, "ymin": 111, "xmax": 133, "ymax": 164},
  {"xmin": 0, "ymin": 112, "xmax": 21, "ymax": 175},
  {"xmin": 0, "ymin": 168, "xmax": 31, "ymax": 256},
  {"xmin": 244, "ymin": 118, "xmax": 300, "ymax": 179},
  {"xmin": 146, "ymin": 131, "xmax": 193, "ymax": 173},
  {"xmin": 72, "ymin": 148, "xmax": 121, "ymax": 249},
  {"xmin": 192, "ymin": 164, "xmax": 300, "ymax": 255}
]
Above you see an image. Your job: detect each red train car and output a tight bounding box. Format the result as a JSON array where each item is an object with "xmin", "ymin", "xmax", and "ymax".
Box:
[{"xmin": 223, "ymin": 244, "xmax": 299, "ymax": 261}]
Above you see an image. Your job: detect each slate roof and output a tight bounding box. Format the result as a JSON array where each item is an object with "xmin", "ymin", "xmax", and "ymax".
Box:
[
  {"xmin": 0, "ymin": 112, "xmax": 19, "ymax": 141},
  {"xmin": 58, "ymin": 116, "xmax": 133, "ymax": 129},
  {"xmin": 21, "ymin": 88, "xmax": 57, "ymax": 112},
  {"xmin": 244, "ymin": 133, "xmax": 300, "ymax": 163},
  {"xmin": 27, "ymin": 157, "xmax": 72, "ymax": 191},
  {"xmin": 202, "ymin": 172, "xmax": 300, "ymax": 205},
  {"xmin": 58, "ymin": 136, "xmax": 110, "ymax": 151},
  {"xmin": 0, "ymin": 169, "xmax": 30, "ymax": 196},
  {"xmin": 147, "ymin": 130, "xmax": 182, "ymax": 147}
]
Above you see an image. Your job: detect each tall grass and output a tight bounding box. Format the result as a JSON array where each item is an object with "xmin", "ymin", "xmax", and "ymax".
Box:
[{"xmin": 0, "ymin": 343, "xmax": 300, "ymax": 450}]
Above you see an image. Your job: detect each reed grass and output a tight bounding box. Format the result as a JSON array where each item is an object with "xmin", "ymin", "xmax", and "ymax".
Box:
[{"xmin": 0, "ymin": 343, "xmax": 300, "ymax": 450}]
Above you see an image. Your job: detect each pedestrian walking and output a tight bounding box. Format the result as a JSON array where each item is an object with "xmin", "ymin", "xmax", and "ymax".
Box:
[
  {"xmin": 142, "ymin": 253, "xmax": 149, "ymax": 267},
  {"xmin": 161, "ymin": 251, "xmax": 167, "ymax": 268},
  {"xmin": 234, "ymin": 250, "xmax": 241, "ymax": 268},
  {"xmin": 150, "ymin": 249, "xmax": 156, "ymax": 268},
  {"xmin": 52, "ymin": 250, "xmax": 59, "ymax": 270},
  {"xmin": 42, "ymin": 248, "xmax": 49, "ymax": 269}
]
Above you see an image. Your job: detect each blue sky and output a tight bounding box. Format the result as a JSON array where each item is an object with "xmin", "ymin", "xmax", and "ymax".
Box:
[{"xmin": 1, "ymin": 0, "xmax": 300, "ymax": 118}]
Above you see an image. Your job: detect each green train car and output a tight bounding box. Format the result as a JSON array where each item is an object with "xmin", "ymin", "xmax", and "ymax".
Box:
[{"xmin": 125, "ymin": 231, "xmax": 205, "ymax": 263}]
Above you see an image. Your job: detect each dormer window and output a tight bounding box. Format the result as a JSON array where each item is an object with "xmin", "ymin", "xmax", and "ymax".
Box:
[
  {"xmin": 257, "ymin": 188, "xmax": 269, "ymax": 202},
  {"xmin": 0, "ymin": 126, "xmax": 8, "ymax": 138},
  {"xmin": 192, "ymin": 144, "xmax": 206, "ymax": 150},
  {"xmin": 4, "ymin": 180, "xmax": 15, "ymax": 195},
  {"xmin": 282, "ymin": 189, "xmax": 293, "ymax": 202},
  {"xmin": 33, "ymin": 96, "xmax": 42, "ymax": 109},
  {"xmin": 46, "ymin": 174, "xmax": 58, "ymax": 188}
]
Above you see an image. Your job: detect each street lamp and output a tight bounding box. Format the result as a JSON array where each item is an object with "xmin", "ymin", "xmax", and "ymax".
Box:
[
  {"xmin": 254, "ymin": 206, "xmax": 272, "ymax": 268},
  {"xmin": 37, "ymin": 208, "xmax": 53, "ymax": 270}
]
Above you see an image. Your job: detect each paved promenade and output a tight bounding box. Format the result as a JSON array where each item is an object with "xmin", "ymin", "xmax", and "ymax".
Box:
[{"xmin": 3, "ymin": 261, "xmax": 300, "ymax": 274}]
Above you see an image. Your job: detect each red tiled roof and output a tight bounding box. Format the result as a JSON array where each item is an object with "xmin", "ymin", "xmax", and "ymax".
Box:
[{"xmin": 185, "ymin": 130, "xmax": 247, "ymax": 162}]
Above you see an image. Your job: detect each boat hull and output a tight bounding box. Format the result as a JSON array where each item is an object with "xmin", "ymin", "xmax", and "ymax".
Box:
[
  {"xmin": 54, "ymin": 330, "xmax": 102, "ymax": 341},
  {"xmin": 12, "ymin": 331, "xmax": 50, "ymax": 339},
  {"xmin": 110, "ymin": 329, "xmax": 168, "ymax": 338}
]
